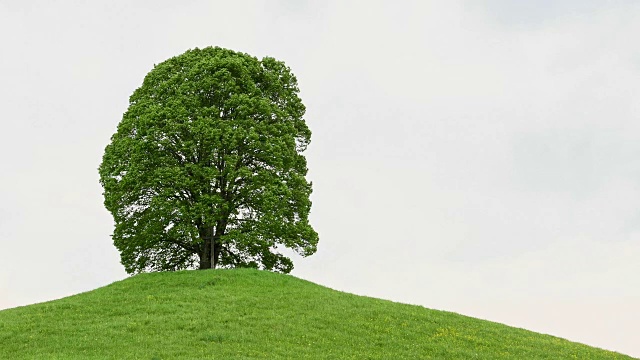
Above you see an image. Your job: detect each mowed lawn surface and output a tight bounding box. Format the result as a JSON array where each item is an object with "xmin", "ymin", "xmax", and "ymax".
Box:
[{"xmin": 0, "ymin": 269, "xmax": 634, "ymax": 359}]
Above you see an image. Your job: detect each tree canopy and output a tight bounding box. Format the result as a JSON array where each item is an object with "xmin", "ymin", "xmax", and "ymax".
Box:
[{"xmin": 99, "ymin": 47, "xmax": 318, "ymax": 274}]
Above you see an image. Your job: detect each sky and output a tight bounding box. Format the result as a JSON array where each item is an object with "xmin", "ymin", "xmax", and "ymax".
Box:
[{"xmin": 1, "ymin": 0, "xmax": 639, "ymax": 357}]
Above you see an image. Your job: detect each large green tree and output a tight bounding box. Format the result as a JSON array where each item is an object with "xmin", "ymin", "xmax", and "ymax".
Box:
[{"xmin": 99, "ymin": 47, "xmax": 318, "ymax": 274}]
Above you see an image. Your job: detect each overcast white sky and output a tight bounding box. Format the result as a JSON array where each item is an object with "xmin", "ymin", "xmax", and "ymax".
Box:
[{"xmin": 1, "ymin": 0, "xmax": 639, "ymax": 357}]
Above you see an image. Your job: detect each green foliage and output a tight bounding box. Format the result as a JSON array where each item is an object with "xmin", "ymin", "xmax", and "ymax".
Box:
[
  {"xmin": 0, "ymin": 269, "xmax": 634, "ymax": 359},
  {"xmin": 99, "ymin": 47, "xmax": 318, "ymax": 274}
]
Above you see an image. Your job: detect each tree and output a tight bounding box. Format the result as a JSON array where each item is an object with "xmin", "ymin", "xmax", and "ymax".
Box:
[{"xmin": 99, "ymin": 47, "xmax": 318, "ymax": 274}]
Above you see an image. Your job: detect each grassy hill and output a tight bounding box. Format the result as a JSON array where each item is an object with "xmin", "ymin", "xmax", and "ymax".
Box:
[{"xmin": 0, "ymin": 269, "xmax": 635, "ymax": 359}]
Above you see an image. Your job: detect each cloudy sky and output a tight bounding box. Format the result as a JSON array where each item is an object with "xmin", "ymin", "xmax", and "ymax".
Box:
[{"xmin": 1, "ymin": 0, "xmax": 639, "ymax": 357}]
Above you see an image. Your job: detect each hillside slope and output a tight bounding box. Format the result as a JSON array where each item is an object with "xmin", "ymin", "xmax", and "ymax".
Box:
[{"xmin": 0, "ymin": 269, "xmax": 634, "ymax": 359}]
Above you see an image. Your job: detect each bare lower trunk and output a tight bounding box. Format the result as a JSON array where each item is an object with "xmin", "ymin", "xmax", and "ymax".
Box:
[
  {"xmin": 199, "ymin": 222, "xmax": 225, "ymax": 269},
  {"xmin": 213, "ymin": 240, "xmax": 221, "ymax": 268},
  {"xmin": 214, "ymin": 226, "xmax": 220, "ymax": 269},
  {"xmin": 198, "ymin": 227, "xmax": 212, "ymax": 269},
  {"xmin": 211, "ymin": 221, "xmax": 225, "ymax": 268}
]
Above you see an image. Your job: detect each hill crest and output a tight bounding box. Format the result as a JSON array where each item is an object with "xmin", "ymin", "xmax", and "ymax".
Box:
[{"xmin": 0, "ymin": 269, "xmax": 635, "ymax": 359}]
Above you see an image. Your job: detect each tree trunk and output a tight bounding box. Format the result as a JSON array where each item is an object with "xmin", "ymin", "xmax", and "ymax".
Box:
[
  {"xmin": 199, "ymin": 219, "xmax": 227, "ymax": 269},
  {"xmin": 209, "ymin": 226, "xmax": 220, "ymax": 269},
  {"xmin": 211, "ymin": 219, "xmax": 227, "ymax": 269},
  {"xmin": 213, "ymin": 241, "xmax": 222, "ymax": 268},
  {"xmin": 198, "ymin": 227, "xmax": 212, "ymax": 269},
  {"xmin": 210, "ymin": 226, "xmax": 224, "ymax": 269}
]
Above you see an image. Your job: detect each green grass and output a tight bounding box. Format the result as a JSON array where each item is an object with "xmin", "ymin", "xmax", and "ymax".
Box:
[{"xmin": 0, "ymin": 269, "xmax": 635, "ymax": 359}]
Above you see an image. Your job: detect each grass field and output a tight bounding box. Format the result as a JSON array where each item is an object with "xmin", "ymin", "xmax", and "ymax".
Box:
[{"xmin": 0, "ymin": 269, "xmax": 635, "ymax": 359}]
